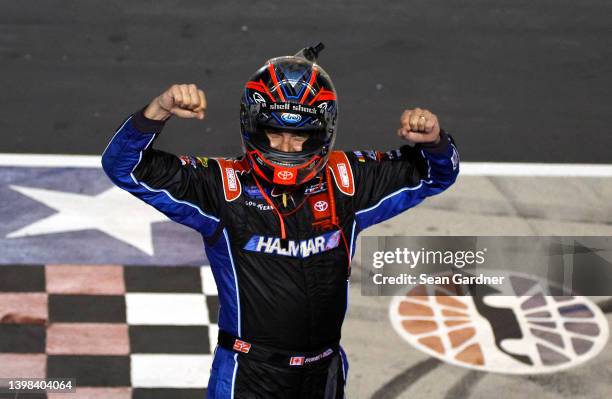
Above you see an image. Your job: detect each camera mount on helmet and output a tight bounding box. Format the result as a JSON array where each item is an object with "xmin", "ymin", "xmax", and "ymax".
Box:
[{"xmin": 294, "ymin": 42, "xmax": 325, "ymax": 63}]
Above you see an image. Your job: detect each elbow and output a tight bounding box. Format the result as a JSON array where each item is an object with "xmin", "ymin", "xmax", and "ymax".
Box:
[
  {"xmin": 438, "ymin": 145, "xmax": 460, "ymax": 189},
  {"xmin": 429, "ymin": 167, "xmax": 459, "ymax": 195},
  {"xmin": 101, "ymin": 151, "xmax": 111, "ymax": 173},
  {"xmin": 101, "ymin": 115, "xmax": 143, "ymax": 186},
  {"xmin": 445, "ymin": 173, "xmax": 459, "ymax": 190},
  {"xmin": 101, "ymin": 152, "xmax": 134, "ymax": 188},
  {"xmin": 441, "ymin": 165, "xmax": 460, "ymax": 190},
  {"xmin": 101, "ymin": 145, "xmax": 129, "ymax": 187},
  {"xmin": 101, "ymin": 148, "xmax": 117, "ymax": 181}
]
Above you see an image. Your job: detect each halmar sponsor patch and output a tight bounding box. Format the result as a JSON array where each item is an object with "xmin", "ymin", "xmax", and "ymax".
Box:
[{"xmin": 243, "ymin": 230, "xmax": 342, "ymax": 258}]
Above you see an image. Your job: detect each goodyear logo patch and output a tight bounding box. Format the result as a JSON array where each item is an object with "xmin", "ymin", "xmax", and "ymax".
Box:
[{"xmin": 243, "ymin": 230, "xmax": 342, "ymax": 258}]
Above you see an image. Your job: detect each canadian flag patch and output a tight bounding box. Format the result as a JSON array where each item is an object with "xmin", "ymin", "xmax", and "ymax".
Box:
[{"xmin": 289, "ymin": 356, "xmax": 305, "ymax": 366}]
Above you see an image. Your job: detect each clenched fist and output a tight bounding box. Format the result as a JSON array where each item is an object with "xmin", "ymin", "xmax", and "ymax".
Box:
[
  {"xmin": 397, "ymin": 108, "xmax": 441, "ymax": 145},
  {"xmin": 144, "ymin": 84, "xmax": 207, "ymax": 121}
]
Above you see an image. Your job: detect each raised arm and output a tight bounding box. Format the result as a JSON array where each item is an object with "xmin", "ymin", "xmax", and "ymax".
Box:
[
  {"xmin": 101, "ymin": 84, "xmax": 222, "ymax": 237},
  {"xmin": 350, "ymin": 107, "xmax": 459, "ymax": 230}
]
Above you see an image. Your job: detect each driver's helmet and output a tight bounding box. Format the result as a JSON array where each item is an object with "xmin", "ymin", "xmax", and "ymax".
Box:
[{"xmin": 240, "ymin": 55, "xmax": 338, "ymax": 186}]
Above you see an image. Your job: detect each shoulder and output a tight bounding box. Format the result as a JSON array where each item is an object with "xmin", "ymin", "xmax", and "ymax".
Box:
[
  {"xmin": 213, "ymin": 156, "xmax": 250, "ymax": 171},
  {"xmin": 213, "ymin": 156, "xmax": 251, "ymax": 202},
  {"xmin": 327, "ymin": 151, "xmax": 355, "ymax": 196}
]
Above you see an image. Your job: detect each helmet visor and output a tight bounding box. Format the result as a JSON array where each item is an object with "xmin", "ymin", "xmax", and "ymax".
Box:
[
  {"xmin": 243, "ymin": 101, "xmax": 335, "ymax": 166},
  {"xmin": 248, "ymin": 125, "xmax": 328, "ymax": 167}
]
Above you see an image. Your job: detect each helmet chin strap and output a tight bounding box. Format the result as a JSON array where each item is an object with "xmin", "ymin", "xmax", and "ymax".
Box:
[{"xmin": 251, "ymin": 171, "xmax": 287, "ymax": 240}]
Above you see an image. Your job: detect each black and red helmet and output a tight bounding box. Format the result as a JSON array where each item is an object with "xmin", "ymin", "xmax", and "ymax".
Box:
[{"xmin": 240, "ymin": 44, "xmax": 338, "ymax": 186}]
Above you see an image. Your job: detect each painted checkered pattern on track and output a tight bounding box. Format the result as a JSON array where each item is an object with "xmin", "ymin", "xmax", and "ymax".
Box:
[{"xmin": 0, "ymin": 264, "xmax": 219, "ymax": 399}]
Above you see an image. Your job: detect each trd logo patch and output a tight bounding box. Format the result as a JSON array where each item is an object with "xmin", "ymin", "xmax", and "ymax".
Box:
[
  {"xmin": 389, "ymin": 271, "xmax": 609, "ymax": 374},
  {"xmin": 304, "ymin": 181, "xmax": 327, "ymax": 195}
]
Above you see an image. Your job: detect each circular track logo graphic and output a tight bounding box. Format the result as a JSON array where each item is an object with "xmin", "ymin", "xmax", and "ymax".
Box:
[{"xmin": 389, "ymin": 271, "xmax": 609, "ymax": 374}]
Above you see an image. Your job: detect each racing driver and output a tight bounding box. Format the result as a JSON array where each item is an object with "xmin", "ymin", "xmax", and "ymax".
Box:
[{"xmin": 102, "ymin": 44, "xmax": 459, "ymax": 398}]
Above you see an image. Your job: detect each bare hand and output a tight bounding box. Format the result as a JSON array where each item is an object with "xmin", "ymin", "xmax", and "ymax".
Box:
[
  {"xmin": 397, "ymin": 108, "xmax": 441, "ymax": 144},
  {"xmin": 144, "ymin": 84, "xmax": 207, "ymax": 120}
]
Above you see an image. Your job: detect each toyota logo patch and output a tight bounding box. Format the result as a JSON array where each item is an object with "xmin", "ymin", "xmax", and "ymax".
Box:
[
  {"xmin": 314, "ymin": 200, "xmax": 329, "ymax": 212},
  {"xmin": 276, "ymin": 170, "xmax": 294, "ymax": 181}
]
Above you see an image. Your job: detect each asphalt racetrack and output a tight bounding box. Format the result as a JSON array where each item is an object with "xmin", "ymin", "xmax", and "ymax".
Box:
[
  {"xmin": 1, "ymin": 0, "xmax": 611, "ymax": 162},
  {"xmin": 0, "ymin": 1, "xmax": 611, "ymax": 398}
]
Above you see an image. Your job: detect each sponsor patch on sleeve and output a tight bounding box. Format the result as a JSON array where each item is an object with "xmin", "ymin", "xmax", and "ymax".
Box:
[
  {"xmin": 352, "ymin": 151, "xmax": 366, "ymax": 163},
  {"xmin": 451, "ymin": 146, "xmax": 459, "ymax": 170},
  {"xmin": 179, "ymin": 155, "xmax": 209, "ymax": 169},
  {"xmin": 196, "ymin": 156, "xmax": 209, "ymax": 167}
]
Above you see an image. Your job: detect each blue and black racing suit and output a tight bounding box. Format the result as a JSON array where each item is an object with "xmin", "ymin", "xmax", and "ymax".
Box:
[{"xmin": 102, "ymin": 109, "xmax": 459, "ymax": 398}]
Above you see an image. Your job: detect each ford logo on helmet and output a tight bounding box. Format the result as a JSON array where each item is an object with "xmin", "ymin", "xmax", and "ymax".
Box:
[{"xmin": 281, "ymin": 113, "xmax": 302, "ymax": 124}]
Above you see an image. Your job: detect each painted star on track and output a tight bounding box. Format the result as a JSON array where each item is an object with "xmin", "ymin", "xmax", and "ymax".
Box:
[{"xmin": 6, "ymin": 185, "xmax": 168, "ymax": 255}]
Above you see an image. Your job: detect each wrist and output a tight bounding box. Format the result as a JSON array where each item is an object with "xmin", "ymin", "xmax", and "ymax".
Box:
[
  {"xmin": 132, "ymin": 105, "xmax": 168, "ymax": 134},
  {"xmin": 427, "ymin": 135, "xmax": 441, "ymax": 145},
  {"xmin": 420, "ymin": 130, "xmax": 450, "ymax": 154},
  {"xmin": 143, "ymin": 98, "xmax": 172, "ymax": 121}
]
